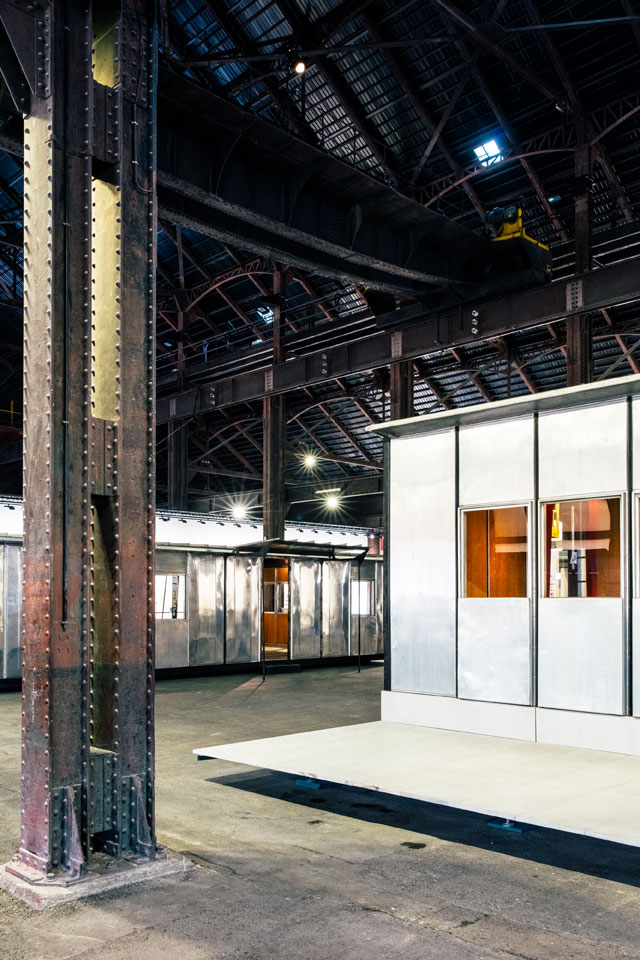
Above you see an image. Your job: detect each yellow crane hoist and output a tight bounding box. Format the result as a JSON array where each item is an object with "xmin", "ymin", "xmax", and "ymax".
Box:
[{"xmin": 484, "ymin": 204, "xmax": 552, "ymax": 289}]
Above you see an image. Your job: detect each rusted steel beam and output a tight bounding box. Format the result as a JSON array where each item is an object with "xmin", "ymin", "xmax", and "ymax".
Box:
[
  {"xmin": 303, "ymin": 385, "xmax": 378, "ymax": 466},
  {"xmin": 601, "ymin": 307, "xmax": 640, "ymax": 375},
  {"xmin": 263, "ymin": 269, "xmax": 287, "ymax": 540},
  {"xmin": 201, "ymin": 1, "xmax": 318, "ymax": 145},
  {"xmin": 450, "ymin": 347, "xmax": 494, "ymax": 403},
  {"xmin": 335, "ymin": 378, "xmax": 379, "ymax": 423},
  {"xmin": 430, "ymin": 0, "xmax": 566, "ymax": 106},
  {"xmin": 168, "ymin": 422, "xmax": 189, "ymax": 510},
  {"xmin": 276, "ymin": 0, "xmax": 399, "ymax": 187},
  {"xmin": 14, "ymin": 0, "xmax": 92, "ymax": 883},
  {"xmin": 389, "ymin": 361, "xmax": 414, "ymax": 421},
  {"xmin": 360, "ymin": 9, "xmax": 484, "ymax": 217},
  {"xmin": 9, "ymin": 0, "xmax": 157, "ymax": 886},
  {"xmin": 566, "ymin": 141, "xmax": 593, "ymax": 386},
  {"xmin": 158, "ymin": 254, "xmax": 640, "ymax": 419},
  {"xmin": 441, "ymin": 22, "xmax": 569, "ymax": 242},
  {"xmin": 413, "ymin": 360, "xmax": 453, "ymax": 410},
  {"xmin": 161, "ymin": 221, "xmax": 267, "ymax": 341},
  {"xmin": 496, "ymin": 337, "xmax": 538, "ymax": 394}
]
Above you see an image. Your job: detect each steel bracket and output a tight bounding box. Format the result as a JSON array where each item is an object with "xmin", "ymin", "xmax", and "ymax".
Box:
[
  {"xmin": 93, "ymin": 80, "xmax": 119, "ymax": 165},
  {"xmin": 91, "ymin": 417, "xmax": 117, "ymax": 496},
  {"xmin": 566, "ymin": 278, "xmax": 584, "ymax": 312}
]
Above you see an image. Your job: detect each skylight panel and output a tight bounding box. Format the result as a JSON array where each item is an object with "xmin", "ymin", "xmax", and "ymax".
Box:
[{"xmin": 473, "ymin": 139, "xmax": 503, "ymax": 166}]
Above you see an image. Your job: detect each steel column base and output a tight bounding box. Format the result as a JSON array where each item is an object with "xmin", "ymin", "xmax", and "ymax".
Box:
[{"xmin": 0, "ymin": 848, "xmax": 193, "ymax": 911}]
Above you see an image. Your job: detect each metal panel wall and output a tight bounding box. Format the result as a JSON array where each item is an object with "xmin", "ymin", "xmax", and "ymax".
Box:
[
  {"xmin": 226, "ymin": 556, "xmax": 262, "ymax": 663},
  {"xmin": 632, "ymin": 400, "xmax": 640, "ymax": 717},
  {"xmin": 457, "ymin": 418, "xmax": 534, "ymax": 706},
  {"xmin": 290, "ymin": 559, "xmax": 322, "ymax": 659},
  {"xmin": 538, "ymin": 598, "xmax": 625, "ymax": 713},
  {"xmin": 538, "ymin": 401, "xmax": 627, "ymax": 715},
  {"xmin": 631, "ymin": 396, "xmax": 640, "ymax": 490},
  {"xmin": 458, "ymin": 598, "xmax": 531, "ymax": 705},
  {"xmin": 188, "ymin": 554, "xmax": 225, "ymax": 666},
  {"xmin": 156, "ymin": 549, "xmax": 188, "ymax": 575},
  {"xmin": 350, "ymin": 562, "xmax": 381, "ymax": 656},
  {"xmin": 459, "ymin": 417, "xmax": 534, "ymax": 506},
  {"xmin": 155, "ymin": 620, "xmax": 189, "ymax": 670},
  {"xmin": 3, "ymin": 544, "xmax": 21, "ymax": 679},
  {"xmin": 633, "ymin": 601, "xmax": 640, "ymax": 717},
  {"xmin": 322, "ymin": 561, "xmax": 350, "ymax": 657},
  {"xmin": 538, "ymin": 401, "xmax": 627, "ymax": 499},
  {"xmin": 0, "ymin": 546, "xmax": 4, "ymax": 679},
  {"xmin": 389, "ymin": 432, "xmax": 457, "ymax": 695},
  {"xmin": 350, "ymin": 610, "xmax": 378, "ymax": 656}
]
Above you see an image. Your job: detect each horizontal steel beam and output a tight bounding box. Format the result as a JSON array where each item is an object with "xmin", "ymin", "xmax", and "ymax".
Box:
[
  {"xmin": 2, "ymin": 67, "xmax": 507, "ymax": 296},
  {"xmin": 156, "ymin": 70, "xmax": 490, "ymax": 295},
  {"xmin": 158, "ymin": 257, "xmax": 640, "ymax": 420},
  {"xmin": 288, "ymin": 475, "xmax": 382, "ymax": 504},
  {"xmin": 179, "ymin": 472, "xmax": 382, "ymax": 505}
]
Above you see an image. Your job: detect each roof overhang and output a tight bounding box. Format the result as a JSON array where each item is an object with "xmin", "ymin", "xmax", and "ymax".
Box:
[{"xmin": 368, "ymin": 373, "xmax": 640, "ymax": 440}]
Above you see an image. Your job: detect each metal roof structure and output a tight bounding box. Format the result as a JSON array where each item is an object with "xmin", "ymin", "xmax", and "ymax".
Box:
[{"xmin": 1, "ymin": 0, "xmax": 640, "ymax": 526}]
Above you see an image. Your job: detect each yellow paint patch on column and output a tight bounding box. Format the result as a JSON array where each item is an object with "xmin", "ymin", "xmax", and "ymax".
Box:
[{"xmin": 91, "ymin": 178, "xmax": 120, "ymax": 422}]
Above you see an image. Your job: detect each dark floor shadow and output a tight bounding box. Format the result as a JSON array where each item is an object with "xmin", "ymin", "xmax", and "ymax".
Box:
[{"xmin": 205, "ymin": 767, "xmax": 640, "ymax": 888}]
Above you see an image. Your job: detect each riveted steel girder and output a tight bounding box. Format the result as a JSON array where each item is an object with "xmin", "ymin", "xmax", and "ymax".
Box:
[
  {"xmin": 158, "ymin": 255, "xmax": 640, "ymax": 421},
  {"xmin": 156, "ymin": 71, "xmax": 491, "ymax": 296}
]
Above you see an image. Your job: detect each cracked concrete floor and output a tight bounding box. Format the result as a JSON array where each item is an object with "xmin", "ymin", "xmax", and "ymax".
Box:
[{"xmin": 1, "ymin": 664, "xmax": 640, "ymax": 959}]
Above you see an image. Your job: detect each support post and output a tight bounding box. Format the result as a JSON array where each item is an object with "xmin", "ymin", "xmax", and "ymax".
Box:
[
  {"xmin": 168, "ymin": 421, "xmax": 189, "ymax": 510},
  {"xmin": 6, "ymin": 0, "xmax": 157, "ymax": 886},
  {"xmin": 389, "ymin": 361, "xmax": 414, "ymax": 421},
  {"xmin": 263, "ymin": 269, "xmax": 286, "ymax": 541},
  {"xmin": 566, "ymin": 141, "xmax": 593, "ymax": 387}
]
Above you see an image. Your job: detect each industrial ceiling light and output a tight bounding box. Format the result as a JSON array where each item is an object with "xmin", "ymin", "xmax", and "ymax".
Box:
[
  {"xmin": 325, "ymin": 494, "xmax": 340, "ymax": 510},
  {"xmin": 294, "ymin": 59, "xmax": 306, "ymax": 74},
  {"xmin": 303, "ymin": 453, "xmax": 317, "ymax": 469},
  {"xmin": 256, "ymin": 304, "xmax": 274, "ymax": 323},
  {"xmin": 231, "ymin": 503, "xmax": 248, "ymax": 521}
]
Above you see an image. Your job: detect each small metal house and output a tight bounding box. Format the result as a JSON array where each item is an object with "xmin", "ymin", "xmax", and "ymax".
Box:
[{"xmin": 373, "ymin": 374, "xmax": 640, "ymax": 756}]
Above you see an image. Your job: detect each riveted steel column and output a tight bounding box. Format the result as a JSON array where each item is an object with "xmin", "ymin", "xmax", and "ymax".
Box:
[
  {"xmin": 168, "ymin": 421, "xmax": 188, "ymax": 510},
  {"xmin": 389, "ymin": 361, "xmax": 414, "ymax": 421},
  {"xmin": 10, "ymin": 0, "xmax": 94, "ymax": 882},
  {"xmin": 8, "ymin": 0, "xmax": 157, "ymax": 886},
  {"xmin": 90, "ymin": 0, "xmax": 157, "ymax": 860},
  {"xmin": 263, "ymin": 269, "xmax": 286, "ymax": 541}
]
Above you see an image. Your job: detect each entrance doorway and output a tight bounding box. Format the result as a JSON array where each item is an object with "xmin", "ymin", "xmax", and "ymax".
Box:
[{"xmin": 263, "ymin": 559, "xmax": 289, "ymax": 660}]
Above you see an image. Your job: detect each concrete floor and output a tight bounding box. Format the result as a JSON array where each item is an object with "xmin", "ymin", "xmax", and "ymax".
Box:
[{"xmin": 0, "ymin": 664, "xmax": 640, "ymax": 959}]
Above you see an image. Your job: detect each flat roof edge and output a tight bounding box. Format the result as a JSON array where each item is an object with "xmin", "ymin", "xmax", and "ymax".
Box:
[{"xmin": 368, "ymin": 374, "xmax": 640, "ymax": 439}]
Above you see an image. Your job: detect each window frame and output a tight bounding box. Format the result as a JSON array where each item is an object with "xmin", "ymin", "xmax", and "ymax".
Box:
[
  {"xmin": 459, "ymin": 501, "xmax": 531, "ymax": 600},
  {"xmin": 540, "ymin": 493, "xmax": 624, "ymax": 600},
  {"xmin": 351, "ymin": 578, "xmax": 374, "ymax": 617},
  {"xmin": 154, "ymin": 573, "xmax": 187, "ymax": 620}
]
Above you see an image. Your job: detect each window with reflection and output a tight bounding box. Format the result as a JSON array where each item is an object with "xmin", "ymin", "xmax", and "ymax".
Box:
[
  {"xmin": 155, "ymin": 574, "xmax": 186, "ymax": 619},
  {"xmin": 464, "ymin": 506, "xmax": 528, "ymax": 598},
  {"xmin": 543, "ymin": 498, "xmax": 620, "ymax": 598},
  {"xmin": 351, "ymin": 579, "xmax": 373, "ymax": 616}
]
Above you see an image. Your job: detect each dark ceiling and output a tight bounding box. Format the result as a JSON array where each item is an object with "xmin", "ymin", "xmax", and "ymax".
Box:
[{"xmin": 1, "ymin": 0, "xmax": 639, "ymax": 527}]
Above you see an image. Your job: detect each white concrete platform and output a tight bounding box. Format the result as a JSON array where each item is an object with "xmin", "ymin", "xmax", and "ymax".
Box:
[{"xmin": 195, "ymin": 720, "xmax": 640, "ymax": 848}]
